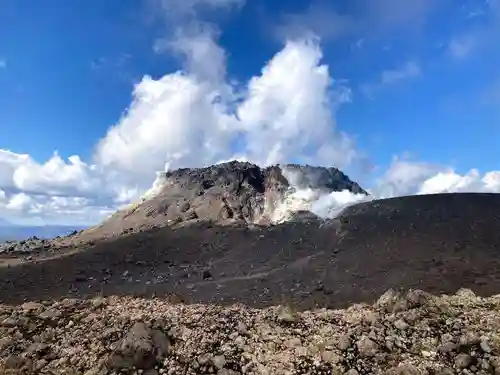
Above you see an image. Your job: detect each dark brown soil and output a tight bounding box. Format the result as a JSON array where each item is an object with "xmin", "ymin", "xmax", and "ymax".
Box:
[{"xmin": 1, "ymin": 193, "xmax": 500, "ymax": 310}]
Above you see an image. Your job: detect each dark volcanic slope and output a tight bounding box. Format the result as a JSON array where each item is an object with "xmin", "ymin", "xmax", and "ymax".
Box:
[{"xmin": 1, "ymin": 193, "xmax": 500, "ymax": 310}]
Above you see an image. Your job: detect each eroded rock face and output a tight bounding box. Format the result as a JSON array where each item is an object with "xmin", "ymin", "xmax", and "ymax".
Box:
[
  {"xmin": 81, "ymin": 161, "xmax": 366, "ymax": 239},
  {"xmin": 0, "ymin": 161, "xmax": 366, "ymax": 253}
]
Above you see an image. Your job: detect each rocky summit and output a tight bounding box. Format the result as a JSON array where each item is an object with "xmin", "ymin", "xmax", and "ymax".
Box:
[
  {"xmin": 86, "ymin": 161, "xmax": 367, "ymax": 240},
  {"xmin": 1, "ymin": 162, "xmax": 500, "ymax": 375},
  {"xmin": 0, "ymin": 161, "xmax": 365, "ymax": 254}
]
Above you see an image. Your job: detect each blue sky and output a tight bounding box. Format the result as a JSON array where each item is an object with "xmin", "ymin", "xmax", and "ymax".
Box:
[{"xmin": 0, "ymin": 0, "xmax": 500, "ymax": 225}]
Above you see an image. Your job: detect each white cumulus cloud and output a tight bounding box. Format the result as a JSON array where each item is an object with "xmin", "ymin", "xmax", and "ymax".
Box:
[
  {"xmin": 373, "ymin": 157, "xmax": 500, "ymax": 197},
  {"xmin": 236, "ymin": 38, "xmax": 354, "ymax": 167},
  {"xmin": 1, "ymin": 13, "xmax": 499, "ymax": 226},
  {"xmin": 0, "ymin": 36, "xmax": 361, "ymax": 225}
]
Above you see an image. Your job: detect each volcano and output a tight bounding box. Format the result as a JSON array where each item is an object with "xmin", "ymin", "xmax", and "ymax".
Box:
[
  {"xmin": 1, "ymin": 162, "xmax": 500, "ymax": 310},
  {"xmin": 2, "ymin": 162, "xmax": 500, "ymax": 374},
  {"xmin": 58, "ymin": 161, "xmax": 367, "ymax": 244}
]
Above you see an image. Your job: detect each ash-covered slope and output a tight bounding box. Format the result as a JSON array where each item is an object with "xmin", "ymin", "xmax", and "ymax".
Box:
[
  {"xmin": 78, "ymin": 161, "xmax": 366, "ymax": 241},
  {"xmin": 2, "ymin": 193, "xmax": 500, "ymax": 311}
]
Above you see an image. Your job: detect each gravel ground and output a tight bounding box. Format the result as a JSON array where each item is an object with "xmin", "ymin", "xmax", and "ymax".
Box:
[
  {"xmin": 2, "ymin": 193, "xmax": 500, "ymax": 374},
  {"xmin": 2, "ymin": 289, "xmax": 500, "ymax": 375}
]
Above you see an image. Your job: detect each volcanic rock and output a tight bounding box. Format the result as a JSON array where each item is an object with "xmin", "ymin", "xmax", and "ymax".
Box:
[
  {"xmin": 70, "ymin": 161, "xmax": 366, "ymax": 242},
  {"xmin": 0, "ymin": 161, "xmax": 364, "ymax": 255},
  {"xmin": 0, "ymin": 291, "xmax": 500, "ymax": 374}
]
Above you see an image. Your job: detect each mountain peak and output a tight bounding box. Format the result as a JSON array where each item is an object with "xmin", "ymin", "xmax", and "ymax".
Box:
[{"xmin": 72, "ymin": 161, "xmax": 367, "ymax": 242}]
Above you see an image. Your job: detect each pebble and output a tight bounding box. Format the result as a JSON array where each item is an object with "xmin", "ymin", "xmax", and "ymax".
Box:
[
  {"xmin": 1, "ymin": 317, "xmax": 17, "ymax": 327},
  {"xmin": 212, "ymin": 355, "xmax": 226, "ymax": 369},
  {"xmin": 481, "ymin": 340, "xmax": 493, "ymax": 353},
  {"xmin": 21, "ymin": 301, "xmax": 44, "ymax": 311},
  {"xmin": 394, "ymin": 318, "xmax": 410, "ymax": 330},
  {"xmin": 284, "ymin": 337, "xmax": 302, "ymax": 348},
  {"xmin": 455, "ymin": 353, "xmax": 473, "ymax": 369},
  {"xmin": 338, "ymin": 335, "xmax": 352, "ymax": 350},
  {"xmin": 356, "ymin": 336, "xmax": 379, "ymax": 357}
]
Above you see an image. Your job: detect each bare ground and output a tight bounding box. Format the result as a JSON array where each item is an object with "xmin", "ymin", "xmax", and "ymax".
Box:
[
  {"xmin": 2, "ymin": 193, "xmax": 500, "ymax": 374},
  {"xmin": 0, "ymin": 193, "xmax": 500, "ymax": 310}
]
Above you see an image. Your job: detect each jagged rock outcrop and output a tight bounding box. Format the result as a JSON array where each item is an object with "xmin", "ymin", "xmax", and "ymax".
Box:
[
  {"xmin": 78, "ymin": 161, "xmax": 366, "ymax": 240},
  {"xmin": 2, "ymin": 161, "xmax": 365, "ymax": 253}
]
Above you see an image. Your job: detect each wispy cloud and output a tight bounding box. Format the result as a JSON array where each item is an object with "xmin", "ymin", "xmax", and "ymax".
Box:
[
  {"xmin": 0, "ymin": 59, "xmax": 6, "ymax": 69},
  {"xmin": 381, "ymin": 61, "xmax": 421, "ymax": 84},
  {"xmin": 271, "ymin": 0, "xmax": 444, "ymax": 42},
  {"xmin": 448, "ymin": 36, "xmax": 475, "ymax": 59},
  {"xmin": 273, "ymin": 1, "xmax": 356, "ymax": 42},
  {"xmin": 447, "ymin": 0, "xmax": 500, "ymax": 61},
  {"xmin": 150, "ymin": 0, "xmax": 244, "ymax": 82},
  {"xmin": 361, "ymin": 60, "xmax": 421, "ymax": 99},
  {"xmin": 364, "ymin": 0, "xmax": 445, "ymax": 31}
]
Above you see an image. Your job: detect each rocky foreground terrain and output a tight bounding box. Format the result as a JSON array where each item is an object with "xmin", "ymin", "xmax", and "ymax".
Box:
[
  {"xmin": 2, "ymin": 289, "xmax": 500, "ymax": 375},
  {"xmin": 1, "ymin": 162, "xmax": 500, "ymax": 374}
]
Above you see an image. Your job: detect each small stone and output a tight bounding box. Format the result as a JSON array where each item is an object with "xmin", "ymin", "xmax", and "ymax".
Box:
[
  {"xmin": 394, "ymin": 319, "xmax": 409, "ymax": 330},
  {"xmin": 277, "ymin": 305, "xmax": 298, "ymax": 324},
  {"xmin": 235, "ymin": 336, "xmax": 245, "ymax": 346},
  {"xmin": 321, "ymin": 350, "xmax": 336, "ymax": 363},
  {"xmin": 435, "ymin": 368, "xmax": 454, "ymax": 375},
  {"xmin": 481, "ymin": 340, "xmax": 493, "ymax": 353},
  {"xmin": 386, "ymin": 364, "xmax": 421, "ymax": 375},
  {"xmin": 26, "ymin": 342, "xmax": 49, "ymax": 355},
  {"xmin": 152, "ymin": 329, "xmax": 172, "ymax": 357},
  {"xmin": 21, "ymin": 302, "xmax": 44, "ymax": 311},
  {"xmin": 212, "ymin": 355, "xmax": 226, "ymax": 369},
  {"xmin": 217, "ymin": 370, "xmax": 240, "ymax": 375},
  {"xmin": 0, "ymin": 337, "xmax": 12, "ymax": 351},
  {"xmin": 35, "ymin": 359, "xmax": 48, "ymax": 371},
  {"xmin": 375, "ymin": 289, "xmax": 400, "ymax": 311},
  {"xmin": 1, "ymin": 317, "xmax": 17, "ymax": 327},
  {"xmin": 106, "ymin": 322, "xmax": 158, "ymax": 370},
  {"xmin": 490, "ymin": 357, "xmax": 500, "ymax": 375},
  {"xmin": 237, "ymin": 322, "xmax": 247, "ymax": 334},
  {"xmin": 92, "ymin": 297, "xmax": 107, "ymax": 309},
  {"xmin": 4, "ymin": 354, "xmax": 25, "ymax": 369},
  {"xmin": 198, "ymin": 353, "xmax": 212, "ymax": 365},
  {"xmin": 421, "ymin": 350, "xmax": 433, "ymax": 358},
  {"xmin": 438, "ymin": 341, "xmax": 458, "ymax": 353},
  {"xmin": 455, "ymin": 353, "xmax": 472, "ymax": 369},
  {"xmin": 39, "ymin": 308, "xmax": 61, "ymax": 319},
  {"xmin": 345, "ymin": 369, "xmax": 359, "ymax": 375},
  {"xmin": 460, "ymin": 332, "xmax": 481, "ymax": 347},
  {"xmin": 356, "ymin": 336, "xmax": 379, "ymax": 357},
  {"xmin": 456, "ymin": 288, "xmax": 476, "ymax": 298},
  {"xmin": 338, "ymin": 335, "xmax": 352, "ymax": 350},
  {"xmin": 405, "ymin": 289, "xmax": 431, "ymax": 308},
  {"xmin": 480, "ymin": 358, "xmax": 492, "ymax": 370},
  {"xmin": 284, "ymin": 337, "xmax": 301, "ymax": 348}
]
